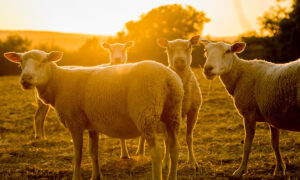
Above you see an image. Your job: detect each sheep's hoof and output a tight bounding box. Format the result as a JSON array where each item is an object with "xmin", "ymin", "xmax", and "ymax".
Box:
[
  {"xmin": 273, "ymin": 164, "xmax": 286, "ymax": 176},
  {"xmin": 34, "ymin": 135, "xmax": 45, "ymax": 140},
  {"xmin": 90, "ymin": 174, "xmax": 103, "ymax": 180},
  {"xmin": 120, "ymin": 156, "xmax": 130, "ymax": 159},
  {"xmin": 232, "ymin": 168, "xmax": 246, "ymax": 178}
]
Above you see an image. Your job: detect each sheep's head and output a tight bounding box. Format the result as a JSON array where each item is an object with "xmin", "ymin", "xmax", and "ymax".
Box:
[
  {"xmin": 157, "ymin": 35, "xmax": 200, "ymax": 71},
  {"xmin": 102, "ymin": 41, "xmax": 134, "ymax": 65},
  {"xmin": 4, "ymin": 50, "xmax": 63, "ymax": 89},
  {"xmin": 201, "ymin": 40, "xmax": 246, "ymax": 80}
]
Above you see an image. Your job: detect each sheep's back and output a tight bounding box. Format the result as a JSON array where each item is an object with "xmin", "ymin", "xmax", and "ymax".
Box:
[
  {"xmin": 82, "ymin": 61, "xmax": 182, "ymax": 138},
  {"xmin": 255, "ymin": 60, "xmax": 300, "ymax": 130}
]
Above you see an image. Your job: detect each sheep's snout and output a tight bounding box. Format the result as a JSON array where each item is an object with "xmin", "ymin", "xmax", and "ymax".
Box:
[
  {"xmin": 112, "ymin": 57, "xmax": 122, "ymax": 65},
  {"xmin": 21, "ymin": 74, "xmax": 34, "ymax": 89},
  {"xmin": 174, "ymin": 57, "xmax": 186, "ymax": 70},
  {"xmin": 204, "ymin": 65, "xmax": 216, "ymax": 80}
]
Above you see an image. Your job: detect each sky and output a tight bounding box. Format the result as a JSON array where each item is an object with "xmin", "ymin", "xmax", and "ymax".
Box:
[{"xmin": 0, "ymin": 0, "xmax": 291, "ymax": 37}]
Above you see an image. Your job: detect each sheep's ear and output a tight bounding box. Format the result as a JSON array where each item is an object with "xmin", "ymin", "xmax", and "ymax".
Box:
[
  {"xmin": 231, "ymin": 42, "xmax": 246, "ymax": 53},
  {"xmin": 47, "ymin": 51, "xmax": 63, "ymax": 62},
  {"xmin": 125, "ymin": 41, "xmax": 134, "ymax": 48},
  {"xmin": 157, "ymin": 39, "xmax": 168, "ymax": 48},
  {"xmin": 3, "ymin": 52, "xmax": 22, "ymax": 63},
  {"xmin": 101, "ymin": 42, "xmax": 110, "ymax": 49},
  {"xmin": 200, "ymin": 38, "xmax": 210, "ymax": 46},
  {"xmin": 189, "ymin": 35, "xmax": 200, "ymax": 46}
]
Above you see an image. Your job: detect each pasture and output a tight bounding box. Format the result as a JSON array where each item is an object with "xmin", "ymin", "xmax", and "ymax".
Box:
[{"xmin": 1, "ymin": 68, "xmax": 300, "ymax": 179}]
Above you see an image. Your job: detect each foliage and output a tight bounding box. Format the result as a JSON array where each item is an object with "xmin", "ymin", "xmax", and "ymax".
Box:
[
  {"xmin": 258, "ymin": 5, "xmax": 288, "ymax": 36},
  {"xmin": 240, "ymin": 0, "xmax": 300, "ymax": 63},
  {"xmin": 110, "ymin": 4, "xmax": 210, "ymax": 66},
  {"xmin": 74, "ymin": 36, "xmax": 109, "ymax": 66},
  {"xmin": 0, "ymin": 35, "xmax": 32, "ymax": 75}
]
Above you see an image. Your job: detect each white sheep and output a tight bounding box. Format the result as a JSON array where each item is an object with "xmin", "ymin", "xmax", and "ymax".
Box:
[
  {"xmin": 201, "ymin": 40, "xmax": 300, "ymax": 177},
  {"xmin": 132, "ymin": 36, "xmax": 202, "ymax": 171},
  {"xmin": 33, "ymin": 41, "xmax": 134, "ymax": 159},
  {"xmin": 155, "ymin": 35, "xmax": 202, "ymax": 169},
  {"xmin": 101, "ymin": 41, "xmax": 135, "ymax": 159},
  {"xmin": 102, "ymin": 41, "xmax": 134, "ymax": 65},
  {"xmin": 4, "ymin": 50, "xmax": 183, "ymax": 180}
]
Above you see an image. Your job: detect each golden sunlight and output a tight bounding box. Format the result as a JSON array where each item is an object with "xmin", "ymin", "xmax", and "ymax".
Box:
[{"xmin": 0, "ymin": 0, "xmax": 290, "ymax": 37}]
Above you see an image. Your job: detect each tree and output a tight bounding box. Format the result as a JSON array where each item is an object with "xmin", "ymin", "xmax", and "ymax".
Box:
[
  {"xmin": 0, "ymin": 35, "xmax": 32, "ymax": 75},
  {"xmin": 113, "ymin": 4, "xmax": 210, "ymax": 66},
  {"xmin": 72, "ymin": 36, "xmax": 109, "ymax": 66},
  {"xmin": 258, "ymin": 5, "xmax": 288, "ymax": 36},
  {"xmin": 276, "ymin": 0, "xmax": 300, "ymax": 61},
  {"xmin": 240, "ymin": 0, "xmax": 300, "ymax": 63}
]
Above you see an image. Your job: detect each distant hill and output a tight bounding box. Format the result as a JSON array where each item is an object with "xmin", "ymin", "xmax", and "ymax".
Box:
[
  {"xmin": 0, "ymin": 30, "xmax": 237, "ymax": 51},
  {"xmin": 0, "ymin": 30, "xmax": 110, "ymax": 50}
]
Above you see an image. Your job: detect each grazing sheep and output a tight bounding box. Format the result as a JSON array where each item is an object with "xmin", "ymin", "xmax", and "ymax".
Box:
[
  {"xmin": 201, "ymin": 40, "xmax": 300, "ymax": 177},
  {"xmin": 154, "ymin": 35, "xmax": 202, "ymax": 169},
  {"xmin": 4, "ymin": 50, "xmax": 183, "ymax": 180},
  {"xmin": 34, "ymin": 41, "xmax": 134, "ymax": 159}
]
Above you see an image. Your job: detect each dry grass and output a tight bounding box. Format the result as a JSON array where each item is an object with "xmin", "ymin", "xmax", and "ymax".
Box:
[{"xmin": 1, "ymin": 69, "xmax": 300, "ymax": 179}]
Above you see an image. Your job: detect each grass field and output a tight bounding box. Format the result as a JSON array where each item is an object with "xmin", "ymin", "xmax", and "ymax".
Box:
[{"xmin": 1, "ymin": 68, "xmax": 300, "ymax": 179}]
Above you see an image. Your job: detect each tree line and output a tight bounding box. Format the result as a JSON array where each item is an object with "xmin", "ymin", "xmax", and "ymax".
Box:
[{"xmin": 239, "ymin": 0, "xmax": 300, "ymax": 63}]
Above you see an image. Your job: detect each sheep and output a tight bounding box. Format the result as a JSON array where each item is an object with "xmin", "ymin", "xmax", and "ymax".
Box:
[
  {"xmin": 154, "ymin": 35, "xmax": 202, "ymax": 169},
  {"xmin": 101, "ymin": 41, "xmax": 134, "ymax": 65},
  {"xmin": 4, "ymin": 50, "xmax": 183, "ymax": 180},
  {"xmin": 201, "ymin": 40, "xmax": 300, "ymax": 177},
  {"xmin": 33, "ymin": 41, "xmax": 134, "ymax": 159},
  {"xmin": 101, "ymin": 41, "xmax": 135, "ymax": 159}
]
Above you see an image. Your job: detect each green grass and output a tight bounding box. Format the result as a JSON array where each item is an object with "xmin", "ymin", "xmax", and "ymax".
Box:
[{"xmin": 1, "ymin": 69, "xmax": 300, "ymax": 179}]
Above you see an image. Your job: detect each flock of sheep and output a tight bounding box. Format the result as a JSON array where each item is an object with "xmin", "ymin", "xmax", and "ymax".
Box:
[{"xmin": 3, "ymin": 35, "xmax": 300, "ymax": 180}]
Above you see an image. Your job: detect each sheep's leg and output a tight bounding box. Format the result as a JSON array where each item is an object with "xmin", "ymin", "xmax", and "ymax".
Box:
[
  {"xmin": 233, "ymin": 117, "xmax": 256, "ymax": 177},
  {"xmin": 269, "ymin": 125, "xmax": 286, "ymax": 176},
  {"xmin": 186, "ymin": 109, "xmax": 199, "ymax": 169},
  {"xmin": 146, "ymin": 135, "xmax": 162, "ymax": 180},
  {"xmin": 34, "ymin": 99, "xmax": 49, "ymax": 139},
  {"xmin": 166, "ymin": 128, "xmax": 179, "ymax": 180},
  {"xmin": 120, "ymin": 139, "xmax": 130, "ymax": 159},
  {"xmin": 71, "ymin": 129, "xmax": 83, "ymax": 180},
  {"xmin": 162, "ymin": 138, "xmax": 170, "ymax": 170},
  {"xmin": 136, "ymin": 137, "xmax": 146, "ymax": 156},
  {"xmin": 88, "ymin": 131, "xmax": 103, "ymax": 180}
]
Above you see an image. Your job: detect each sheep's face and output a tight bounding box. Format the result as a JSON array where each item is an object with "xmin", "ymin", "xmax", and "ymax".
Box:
[
  {"xmin": 157, "ymin": 35, "xmax": 200, "ymax": 71},
  {"xmin": 4, "ymin": 50, "xmax": 63, "ymax": 89},
  {"xmin": 102, "ymin": 41, "xmax": 134, "ymax": 65},
  {"xmin": 202, "ymin": 41, "xmax": 246, "ymax": 80}
]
